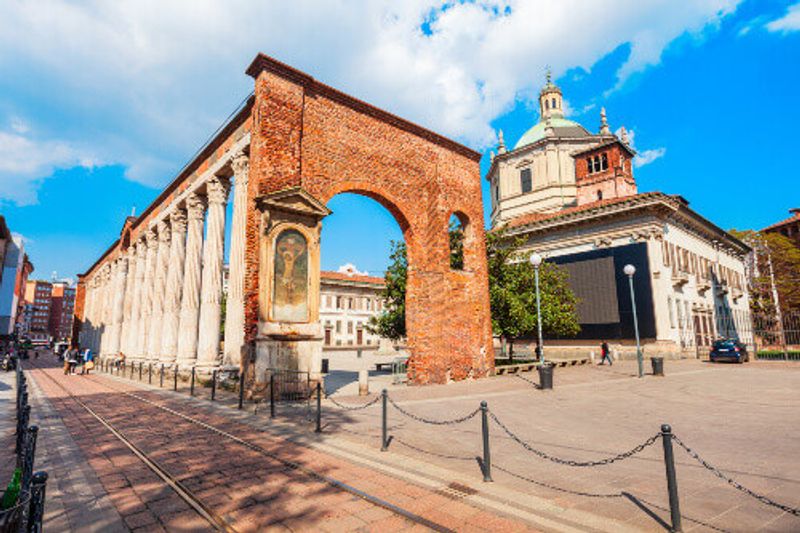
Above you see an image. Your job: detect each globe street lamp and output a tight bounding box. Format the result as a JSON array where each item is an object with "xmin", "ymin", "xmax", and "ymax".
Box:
[
  {"xmin": 624, "ymin": 264, "xmax": 643, "ymax": 378},
  {"xmin": 529, "ymin": 253, "xmax": 544, "ymax": 365}
]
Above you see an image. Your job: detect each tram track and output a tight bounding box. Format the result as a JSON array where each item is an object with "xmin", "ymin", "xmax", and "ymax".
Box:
[{"xmin": 28, "ymin": 361, "xmax": 454, "ymax": 532}]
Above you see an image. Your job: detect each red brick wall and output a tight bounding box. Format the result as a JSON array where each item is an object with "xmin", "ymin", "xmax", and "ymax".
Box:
[
  {"xmin": 575, "ymin": 143, "xmax": 637, "ymax": 205},
  {"xmin": 72, "ymin": 278, "xmax": 85, "ymax": 346},
  {"xmin": 245, "ymin": 56, "xmax": 494, "ymax": 384}
]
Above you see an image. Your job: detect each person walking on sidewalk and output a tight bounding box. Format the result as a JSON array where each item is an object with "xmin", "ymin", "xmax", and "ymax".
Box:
[
  {"xmin": 66, "ymin": 348, "xmax": 78, "ymax": 375},
  {"xmin": 81, "ymin": 348, "xmax": 94, "ymax": 375},
  {"xmin": 599, "ymin": 341, "xmax": 613, "ymax": 366}
]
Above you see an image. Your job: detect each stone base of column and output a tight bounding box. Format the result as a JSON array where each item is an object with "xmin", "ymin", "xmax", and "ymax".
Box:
[{"xmin": 253, "ymin": 323, "xmax": 324, "ymax": 385}]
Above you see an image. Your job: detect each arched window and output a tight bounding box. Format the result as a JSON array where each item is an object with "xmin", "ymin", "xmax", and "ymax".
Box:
[
  {"xmin": 545, "ymin": 99, "xmax": 550, "ymax": 110},
  {"xmin": 552, "ymin": 98, "xmax": 557, "ymax": 109},
  {"xmin": 449, "ymin": 212, "xmax": 468, "ymax": 270},
  {"xmin": 601, "ymin": 153, "xmax": 608, "ymax": 170},
  {"xmin": 597, "ymin": 190, "xmax": 603, "ymax": 201},
  {"xmin": 520, "ymin": 168, "xmax": 532, "ymax": 193}
]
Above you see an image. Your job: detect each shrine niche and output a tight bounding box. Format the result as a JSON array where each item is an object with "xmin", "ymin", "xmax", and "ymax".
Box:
[{"xmin": 272, "ymin": 229, "xmax": 309, "ymax": 322}]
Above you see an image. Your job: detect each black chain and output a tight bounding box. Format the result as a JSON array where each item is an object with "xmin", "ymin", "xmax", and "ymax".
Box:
[
  {"xmin": 490, "ymin": 412, "xmax": 660, "ymax": 467},
  {"xmin": 672, "ymin": 435, "xmax": 800, "ymax": 517},
  {"xmin": 393, "ymin": 437, "xmax": 475, "ymax": 461},
  {"xmin": 387, "ymin": 396, "xmax": 480, "ymax": 425},
  {"xmin": 327, "ymin": 394, "xmax": 382, "ymax": 411}
]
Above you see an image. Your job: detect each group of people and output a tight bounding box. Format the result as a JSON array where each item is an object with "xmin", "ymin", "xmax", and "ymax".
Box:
[{"xmin": 60, "ymin": 346, "xmax": 94, "ymax": 375}]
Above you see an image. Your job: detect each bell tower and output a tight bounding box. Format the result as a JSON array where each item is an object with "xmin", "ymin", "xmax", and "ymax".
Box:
[{"xmin": 539, "ymin": 69, "xmax": 564, "ymax": 121}]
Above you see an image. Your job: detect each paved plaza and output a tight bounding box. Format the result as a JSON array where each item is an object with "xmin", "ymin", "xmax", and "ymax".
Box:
[{"xmin": 322, "ymin": 358, "xmax": 800, "ymax": 532}]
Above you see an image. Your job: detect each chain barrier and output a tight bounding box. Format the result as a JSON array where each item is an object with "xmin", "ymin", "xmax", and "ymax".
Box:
[
  {"xmin": 393, "ymin": 437, "xmax": 475, "ymax": 462},
  {"xmin": 672, "ymin": 435, "xmax": 800, "ymax": 517},
  {"xmin": 490, "ymin": 411, "xmax": 660, "ymax": 467},
  {"xmin": 387, "ymin": 396, "xmax": 480, "ymax": 425},
  {"xmin": 327, "ymin": 394, "xmax": 382, "ymax": 411}
]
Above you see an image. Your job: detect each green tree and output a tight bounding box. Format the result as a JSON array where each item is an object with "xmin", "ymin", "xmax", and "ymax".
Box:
[
  {"xmin": 367, "ymin": 227, "xmax": 581, "ymax": 353},
  {"xmin": 733, "ymin": 229, "xmax": 800, "ymax": 314},
  {"xmin": 487, "ymin": 229, "xmax": 580, "ymax": 358},
  {"xmin": 366, "ymin": 241, "xmax": 407, "ymax": 341}
]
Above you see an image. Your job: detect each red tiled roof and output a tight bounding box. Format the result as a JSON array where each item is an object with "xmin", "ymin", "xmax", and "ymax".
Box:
[
  {"xmin": 763, "ymin": 209, "xmax": 800, "ymax": 232},
  {"xmin": 503, "ymin": 193, "xmax": 652, "ymax": 229},
  {"xmin": 321, "ymin": 271, "xmax": 385, "ymax": 285}
]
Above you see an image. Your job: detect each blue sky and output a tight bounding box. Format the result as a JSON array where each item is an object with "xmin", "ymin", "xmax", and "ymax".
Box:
[{"xmin": 0, "ymin": 0, "xmax": 798, "ymax": 282}]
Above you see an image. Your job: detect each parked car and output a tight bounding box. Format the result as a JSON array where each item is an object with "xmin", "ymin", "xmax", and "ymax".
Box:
[{"xmin": 709, "ymin": 339, "xmax": 749, "ymax": 363}]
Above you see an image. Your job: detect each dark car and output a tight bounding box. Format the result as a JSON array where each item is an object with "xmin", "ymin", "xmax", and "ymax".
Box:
[{"xmin": 709, "ymin": 339, "xmax": 749, "ymax": 363}]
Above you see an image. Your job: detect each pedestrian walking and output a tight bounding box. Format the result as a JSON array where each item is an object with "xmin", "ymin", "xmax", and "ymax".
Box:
[
  {"xmin": 66, "ymin": 348, "xmax": 78, "ymax": 375},
  {"xmin": 599, "ymin": 341, "xmax": 613, "ymax": 366},
  {"xmin": 82, "ymin": 348, "xmax": 94, "ymax": 375}
]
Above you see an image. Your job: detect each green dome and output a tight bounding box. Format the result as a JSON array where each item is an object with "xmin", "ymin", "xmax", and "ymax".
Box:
[{"xmin": 513, "ymin": 117, "xmax": 591, "ymax": 150}]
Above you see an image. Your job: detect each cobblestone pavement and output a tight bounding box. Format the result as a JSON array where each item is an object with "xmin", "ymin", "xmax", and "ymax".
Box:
[
  {"xmin": 322, "ymin": 359, "xmax": 800, "ymax": 532},
  {"xmin": 25, "ymin": 355, "xmax": 541, "ymax": 532}
]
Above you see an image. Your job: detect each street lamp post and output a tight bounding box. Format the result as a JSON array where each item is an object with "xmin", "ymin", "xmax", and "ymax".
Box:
[
  {"xmin": 624, "ymin": 264, "xmax": 643, "ymax": 378},
  {"xmin": 530, "ymin": 253, "xmax": 544, "ymax": 366}
]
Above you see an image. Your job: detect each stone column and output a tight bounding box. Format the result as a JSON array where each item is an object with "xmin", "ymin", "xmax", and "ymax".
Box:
[
  {"xmin": 138, "ymin": 229, "xmax": 158, "ymax": 360},
  {"xmin": 128, "ymin": 239, "xmax": 147, "ymax": 361},
  {"xmin": 147, "ymin": 220, "xmax": 171, "ymax": 360},
  {"xmin": 196, "ymin": 177, "xmax": 230, "ymax": 368},
  {"xmin": 108, "ymin": 256, "xmax": 128, "ymax": 355},
  {"xmin": 119, "ymin": 246, "xmax": 137, "ymax": 356},
  {"xmin": 159, "ymin": 209, "xmax": 187, "ymax": 363},
  {"xmin": 99, "ymin": 264, "xmax": 112, "ymax": 356},
  {"xmin": 83, "ymin": 280, "xmax": 96, "ymax": 350},
  {"xmin": 177, "ymin": 193, "xmax": 207, "ymax": 366},
  {"xmin": 223, "ymin": 153, "xmax": 249, "ymax": 368}
]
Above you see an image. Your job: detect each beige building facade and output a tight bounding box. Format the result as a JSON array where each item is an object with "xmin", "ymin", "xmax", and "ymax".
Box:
[
  {"xmin": 319, "ymin": 266, "xmax": 385, "ymax": 349},
  {"xmin": 490, "ymin": 77, "xmax": 751, "ymax": 358}
]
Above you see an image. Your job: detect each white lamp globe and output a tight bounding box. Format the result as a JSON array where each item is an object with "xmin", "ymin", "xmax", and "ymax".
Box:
[
  {"xmin": 623, "ymin": 264, "xmax": 636, "ymax": 277},
  {"xmin": 529, "ymin": 253, "xmax": 543, "ymax": 268}
]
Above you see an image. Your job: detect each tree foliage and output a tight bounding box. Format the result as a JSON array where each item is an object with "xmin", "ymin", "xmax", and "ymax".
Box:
[
  {"xmin": 733, "ymin": 229, "xmax": 800, "ymax": 314},
  {"xmin": 366, "ymin": 240, "xmax": 407, "ymax": 341},
  {"xmin": 486, "ymin": 229, "xmax": 580, "ymax": 356},
  {"xmin": 367, "ymin": 226, "xmax": 581, "ymax": 351}
]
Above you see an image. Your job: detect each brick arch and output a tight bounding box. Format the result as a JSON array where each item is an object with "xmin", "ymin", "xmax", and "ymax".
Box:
[{"xmin": 245, "ymin": 54, "xmax": 493, "ymax": 384}]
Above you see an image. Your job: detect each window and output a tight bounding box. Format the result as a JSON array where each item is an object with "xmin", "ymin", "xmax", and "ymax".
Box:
[
  {"xmin": 586, "ymin": 158, "xmax": 592, "ymax": 174},
  {"xmin": 593, "ymin": 156, "xmax": 601, "ymax": 173},
  {"xmin": 336, "ymin": 320, "xmax": 341, "ymax": 333},
  {"xmin": 520, "ymin": 168, "xmax": 532, "ymax": 193},
  {"xmin": 601, "ymin": 153, "xmax": 608, "ymax": 171},
  {"xmin": 545, "ymin": 99, "xmax": 549, "ymax": 110},
  {"xmin": 449, "ymin": 212, "xmax": 467, "ymax": 270},
  {"xmin": 597, "ymin": 190, "xmax": 603, "ymax": 201},
  {"xmin": 668, "ymin": 297, "xmax": 675, "ymax": 328},
  {"xmin": 552, "ymin": 98, "xmax": 557, "ymax": 109},
  {"xmin": 347, "ymin": 321, "xmax": 353, "ymax": 334}
]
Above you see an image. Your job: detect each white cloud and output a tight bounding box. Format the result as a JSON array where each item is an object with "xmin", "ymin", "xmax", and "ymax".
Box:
[
  {"xmin": 0, "ymin": 0, "xmax": 740, "ymax": 200},
  {"xmin": 634, "ymin": 148, "xmax": 667, "ymax": 168},
  {"xmin": 615, "ymin": 127, "xmax": 666, "ymax": 168},
  {"xmin": 0, "ymin": 126, "xmax": 98, "ymax": 205},
  {"xmin": 766, "ymin": 3, "xmax": 800, "ymax": 33}
]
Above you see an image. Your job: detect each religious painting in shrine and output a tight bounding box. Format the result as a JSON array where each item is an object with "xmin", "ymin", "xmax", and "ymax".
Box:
[{"xmin": 272, "ymin": 229, "xmax": 309, "ymax": 322}]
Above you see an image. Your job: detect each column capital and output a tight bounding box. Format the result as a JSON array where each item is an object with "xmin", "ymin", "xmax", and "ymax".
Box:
[
  {"xmin": 232, "ymin": 152, "xmax": 249, "ymax": 185},
  {"xmin": 169, "ymin": 208, "xmax": 187, "ymax": 233},
  {"xmin": 206, "ymin": 176, "xmax": 231, "ymax": 205},
  {"xmin": 145, "ymin": 229, "xmax": 158, "ymax": 249},
  {"xmin": 157, "ymin": 220, "xmax": 171, "ymax": 244},
  {"xmin": 186, "ymin": 193, "xmax": 206, "ymax": 221}
]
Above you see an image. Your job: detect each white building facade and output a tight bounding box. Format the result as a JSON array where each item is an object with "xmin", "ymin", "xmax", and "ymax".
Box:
[
  {"xmin": 319, "ymin": 268, "xmax": 385, "ymax": 349},
  {"xmin": 490, "ymin": 77, "xmax": 751, "ymax": 358}
]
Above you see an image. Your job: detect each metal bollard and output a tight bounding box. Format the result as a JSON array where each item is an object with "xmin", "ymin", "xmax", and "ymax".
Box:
[
  {"xmin": 661, "ymin": 425, "xmax": 683, "ymax": 532},
  {"xmin": 211, "ymin": 370, "xmax": 217, "ymax": 401},
  {"xmin": 173, "ymin": 366, "xmax": 178, "ymax": 391},
  {"xmin": 28, "ymin": 470, "xmax": 49, "ymax": 533},
  {"xmin": 381, "ymin": 389, "xmax": 388, "ymax": 451},
  {"xmin": 21, "ymin": 425, "xmax": 38, "ymax": 488},
  {"xmin": 130, "ymin": 362, "xmax": 134, "ymax": 379},
  {"xmin": 481, "ymin": 401, "xmax": 492, "ymax": 482},
  {"xmin": 148, "ymin": 363, "xmax": 152, "ymax": 384},
  {"xmin": 269, "ymin": 374, "xmax": 275, "ymax": 418},
  {"xmin": 159, "ymin": 365, "xmax": 164, "ymax": 388},
  {"xmin": 139, "ymin": 362, "xmax": 143, "ymax": 381},
  {"xmin": 190, "ymin": 367, "xmax": 195, "ymax": 396},
  {"xmin": 315, "ymin": 382, "xmax": 322, "ymax": 433},
  {"xmin": 238, "ymin": 372, "xmax": 245, "ymax": 410}
]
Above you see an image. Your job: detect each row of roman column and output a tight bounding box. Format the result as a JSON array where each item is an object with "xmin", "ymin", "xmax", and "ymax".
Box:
[{"xmin": 80, "ymin": 152, "xmax": 250, "ymax": 369}]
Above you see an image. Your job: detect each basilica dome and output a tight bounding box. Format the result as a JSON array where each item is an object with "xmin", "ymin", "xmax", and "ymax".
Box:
[{"xmin": 513, "ymin": 117, "xmax": 592, "ymax": 150}]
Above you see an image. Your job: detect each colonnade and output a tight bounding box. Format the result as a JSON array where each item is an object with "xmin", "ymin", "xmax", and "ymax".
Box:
[{"xmin": 79, "ymin": 151, "xmax": 250, "ymax": 369}]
